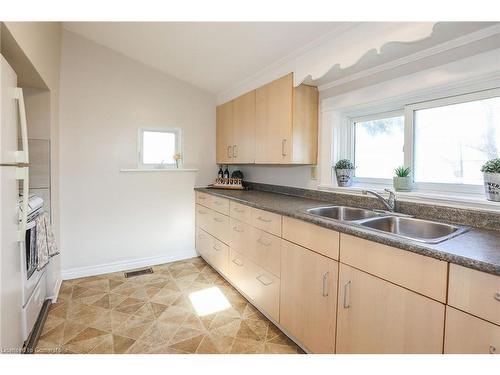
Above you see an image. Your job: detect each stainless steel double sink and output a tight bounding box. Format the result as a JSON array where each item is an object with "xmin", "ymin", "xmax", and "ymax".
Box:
[{"xmin": 305, "ymin": 206, "xmax": 469, "ymax": 244}]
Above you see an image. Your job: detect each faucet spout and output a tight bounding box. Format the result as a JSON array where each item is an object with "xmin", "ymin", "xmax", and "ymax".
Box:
[{"xmin": 362, "ymin": 189, "xmax": 396, "ymax": 212}]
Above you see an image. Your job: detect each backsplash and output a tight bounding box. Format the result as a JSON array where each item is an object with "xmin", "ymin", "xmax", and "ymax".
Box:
[{"xmin": 245, "ymin": 182, "xmax": 500, "ymax": 232}]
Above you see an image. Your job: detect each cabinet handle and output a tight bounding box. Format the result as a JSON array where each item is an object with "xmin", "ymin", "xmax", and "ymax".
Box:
[
  {"xmin": 281, "ymin": 139, "xmax": 287, "ymax": 156},
  {"xmin": 227, "ymin": 145, "xmax": 232, "ymax": 158},
  {"xmin": 197, "ymin": 210, "xmax": 207, "ymax": 215},
  {"xmin": 233, "ymin": 145, "xmax": 238, "ymax": 158},
  {"xmin": 489, "ymin": 345, "xmax": 497, "ymax": 354},
  {"xmin": 233, "ymin": 207, "xmax": 245, "ymax": 213},
  {"xmin": 213, "ymin": 217, "xmax": 224, "ymax": 223},
  {"xmin": 232, "ymin": 226, "xmax": 244, "ymax": 233},
  {"xmin": 257, "ymin": 237, "xmax": 272, "ymax": 247},
  {"xmin": 494, "ymin": 293, "xmax": 500, "ymax": 302},
  {"xmin": 257, "ymin": 216, "xmax": 272, "ymax": 223},
  {"xmin": 232, "ymin": 258, "xmax": 244, "ymax": 267},
  {"xmin": 212, "ymin": 245, "xmax": 222, "ymax": 252},
  {"xmin": 197, "ymin": 234, "xmax": 206, "ymax": 239},
  {"xmin": 198, "ymin": 195, "xmax": 206, "ymax": 200},
  {"xmin": 256, "ymin": 274, "xmax": 273, "ymax": 286},
  {"xmin": 213, "ymin": 200, "xmax": 223, "ymax": 206},
  {"xmin": 322, "ymin": 272, "xmax": 329, "ymax": 297},
  {"xmin": 343, "ymin": 281, "xmax": 351, "ymax": 308}
]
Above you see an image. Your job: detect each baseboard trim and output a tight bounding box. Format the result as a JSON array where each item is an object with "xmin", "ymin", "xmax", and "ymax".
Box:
[{"xmin": 61, "ymin": 250, "xmax": 198, "ymax": 280}]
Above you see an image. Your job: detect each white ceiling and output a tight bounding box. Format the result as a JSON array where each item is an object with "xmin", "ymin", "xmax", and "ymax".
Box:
[{"xmin": 63, "ymin": 22, "xmax": 350, "ymax": 94}]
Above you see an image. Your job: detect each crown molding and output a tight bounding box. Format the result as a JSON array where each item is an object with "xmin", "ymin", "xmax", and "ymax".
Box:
[{"xmin": 318, "ymin": 23, "xmax": 500, "ymax": 92}]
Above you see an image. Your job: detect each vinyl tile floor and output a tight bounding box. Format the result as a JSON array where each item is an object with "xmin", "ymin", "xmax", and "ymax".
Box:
[{"xmin": 36, "ymin": 257, "xmax": 304, "ymax": 354}]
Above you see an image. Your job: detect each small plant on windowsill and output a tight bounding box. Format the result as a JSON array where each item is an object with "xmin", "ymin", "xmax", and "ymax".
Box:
[
  {"xmin": 393, "ymin": 166, "xmax": 413, "ymax": 192},
  {"xmin": 173, "ymin": 153, "xmax": 182, "ymax": 169},
  {"xmin": 481, "ymin": 158, "xmax": 500, "ymax": 202},
  {"xmin": 334, "ymin": 159, "xmax": 355, "ymax": 187}
]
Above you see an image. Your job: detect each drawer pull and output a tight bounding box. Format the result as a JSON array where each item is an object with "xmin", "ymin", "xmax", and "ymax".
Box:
[
  {"xmin": 197, "ymin": 234, "xmax": 206, "ymax": 239},
  {"xmin": 343, "ymin": 281, "xmax": 351, "ymax": 309},
  {"xmin": 232, "ymin": 258, "xmax": 244, "ymax": 267},
  {"xmin": 213, "ymin": 201, "xmax": 223, "ymax": 206},
  {"xmin": 257, "ymin": 238, "xmax": 272, "ymax": 247},
  {"xmin": 494, "ymin": 293, "xmax": 500, "ymax": 302},
  {"xmin": 212, "ymin": 245, "xmax": 222, "ymax": 252},
  {"xmin": 198, "ymin": 195, "xmax": 206, "ymax": 200},
  {"xmin": 232, "ymin": 226, "xmax": 244, "ymax": 233},
  {"xmin": 257, "ymin": 216, "xmax": 272, "ymax": 223},
  {"xmin": 233, "ymin": 207, "xmax": 245, "ymax": 213},
  {"xmin": 322, "ymin": 272, "xmax": 329, "ymax": 297},
  {"xmin": 489, "ymin": 345, "xmax": 496, "ymax": 354},
  {"xmin": 256, "ymin": 274, "xmax": 273, "ymax": 286},
  {"xmin": 197, "ymin": 210, "xmax": 207, "ymax": 215},
  {"xmin": 213, "ymin": 217, "xmax": 224, "ymax": 223}
]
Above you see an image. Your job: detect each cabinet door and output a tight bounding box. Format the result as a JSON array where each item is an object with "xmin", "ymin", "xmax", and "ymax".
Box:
[
  {"xmin": 216, "ymin": 101, "xmax": 233, "ymax": 164},
  {"xmin": 280, "ymin": 240, "xmax": 338, "ymax": 353},
  {"xmin": 232, "ymin": 90, "xmax": 255, "ymax": 163},
  {"xmin": 255, "ymin": 74, "xmax": 293, "ymax": 164},
  {"xmin": 336, "ymin": 263, "xmax": 445, "ymax": 354},
  {"xmin": 444, "ymin": 306, "xmax": 500, "ymax": 354}
]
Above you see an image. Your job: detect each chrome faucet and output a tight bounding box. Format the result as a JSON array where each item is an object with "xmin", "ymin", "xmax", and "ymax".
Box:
[{"xmin": 362, "ymin": 189, "xmax": 396, "ymax": 212}]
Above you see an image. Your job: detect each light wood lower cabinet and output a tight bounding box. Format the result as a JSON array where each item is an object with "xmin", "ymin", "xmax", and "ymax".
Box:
[
  {"xmin": 336, "ymin": 263, "xmax": 445, "ymax": 353},
  {"xmin": 228, "ymin": 249, "xmax": 280, "ymax": 322},
  {"xmin": 280, "ymin": 240, "xmax": 338, "ymax": 353},
  {"xmin": 444, "ymin": 306, "xmax": 500, "ymax": 354},
  {"xmin": 195, "ymin": 228, "xmax": 229, "ymax": 275}
]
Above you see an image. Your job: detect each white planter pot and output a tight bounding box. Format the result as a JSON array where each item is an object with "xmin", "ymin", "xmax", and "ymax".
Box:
[
  {"xmin": 483, "ymin": 172, "xmax": 500, "ymax": 202},
  {"xmin": 393, "ymin": 176, "xmax": 413, "ymax": 192},
  {"xmin": 335, "ymin": 169, "xmax": 354, "ymax": 187}
]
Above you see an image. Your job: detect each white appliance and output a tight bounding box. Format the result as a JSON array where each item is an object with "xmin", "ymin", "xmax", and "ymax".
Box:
[{"xmin": 0, "ymin": 53, "xmax": 37, "ymax": 351}]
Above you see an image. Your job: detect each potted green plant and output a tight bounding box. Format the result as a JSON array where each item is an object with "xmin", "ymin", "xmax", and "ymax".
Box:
[
  {"xmin": 481, "ymin": 158, "xmax": 500, "ymax": 202},
  {"xmin": 334, "ymin": 159, "xmax": 355, "ymax": 187},
  {"xmin": 393, "ymin": 166, "xmax": 413, "ymax": 192}
]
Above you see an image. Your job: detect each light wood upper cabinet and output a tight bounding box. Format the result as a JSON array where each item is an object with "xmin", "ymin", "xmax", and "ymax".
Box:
[
  {"xmin": 256, "ymin": 73, "xmax": 318, "ymax": 164},
  {"xmin": 280, "ymin": 240, "xmax": 338, "ymax": 353},
  {"xmin": 336, "ymin": 263, "xmax": 445, "ymax": 354},
  {"xmin": 232, "ymin": 90, "xmax": 256, "ymax": 163},
  {"xmin": 217, "ymin": 73, "xmax": 318, "ymax": 165},
  {"xmin": 216, "ymin": 101, "xmax": 233, "ymax": 164}
]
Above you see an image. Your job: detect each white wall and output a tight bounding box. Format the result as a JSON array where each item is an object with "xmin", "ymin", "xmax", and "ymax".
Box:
[{"xmin": 59, "ymin": 31, "xmax": 216, "ymax": 277}]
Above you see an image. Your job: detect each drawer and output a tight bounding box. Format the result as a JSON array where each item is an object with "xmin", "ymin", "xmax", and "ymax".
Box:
[
  {"xmin": 339, "ymin": 234, "xmax": 448, "ymax": 302},
  {"xmin": 195, "ymin": 227, "xmax": 212, "ymax": 262},
  {"xmin": 195, "ymin": 204, "xmax": 212, "ymax": 233},
  {"xmin": 229, "ymin": 218, "xmax": 252, "ymax": 254},
  {"xmin": 22, "ymin": 274, "xmax": 47, "ymax": 341},
  {"xmin": 209, "ymin": 236, "xmax": 229, "ymax": 275},
  {"xmin": 211, "ymin": 210, "xmax": 230, "ymax": 245},
  {"xmin": 448, "ymin": 264, "xmax": 500, "ymax": 325},
  {"xmin": 248, "ymin": 227, "xmax": 281, "ymax": 277},
  {"xmin": 230, "ymin": 201, "xmax": 252, "ymax": 224},
  {"xmin": 211, "ymin": 196, "xmax": 230, "ymax": 216},
  {"xmin": 282, "ymin": 216, "xmax": 339, "ymax": 260},
  {"xmin": 251, "ymin": 208, "xmax": 282, "ymax": 236},
  {"xmin": 444, "ymin": 306, "xmax": 500, "ymax": 354},
  {"xmin": 195, "ymin": 191, "xmax": 212, "ymax": 208},
  {"xmin": 228, "ymin": 249, "xmax": 280, "ymax": 322}
]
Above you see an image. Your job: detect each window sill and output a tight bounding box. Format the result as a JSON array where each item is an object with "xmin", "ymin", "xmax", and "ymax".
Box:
[
  {"xmin": 317, "ymin": 184, "xmax": 500, "ymax": 212},
  {"xmin": 120, "ymin": 168, "xmax": 198, "ymax": 173}
]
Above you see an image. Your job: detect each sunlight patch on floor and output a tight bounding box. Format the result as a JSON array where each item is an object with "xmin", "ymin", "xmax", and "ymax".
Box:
[{"xmin": 188, "ymin": 286, "xmax": 232, "ymax": 316}]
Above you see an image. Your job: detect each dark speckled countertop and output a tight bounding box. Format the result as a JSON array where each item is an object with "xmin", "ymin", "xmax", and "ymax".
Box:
[{"xmin": 195, "ymin": 187, "xmax": 500, "ymax": 276}]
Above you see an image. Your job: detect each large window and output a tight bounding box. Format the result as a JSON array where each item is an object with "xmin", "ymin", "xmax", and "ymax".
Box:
[
  {"xmin": 343, "ymin": 88, "xmax": 500, "ymax": 194},
  {"xmin": 353, "ymin": 112, "xmax": 404, "ymax": 180},
  {"xmin": 139, "ymin": 128, "xmax": 180, "ymax": 168}
]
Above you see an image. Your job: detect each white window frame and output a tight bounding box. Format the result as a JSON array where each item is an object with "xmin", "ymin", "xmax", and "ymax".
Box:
[
  {"xmin": 349, "ymin": 110, "xmax": 405, "ymax": 185},
  {"xmin": 138, "ymin": 127, "xmax": 182, "ymax": 169},
  {"xmin": 339, "ymin": 87, "xmax": 500, "ymax": 195}
]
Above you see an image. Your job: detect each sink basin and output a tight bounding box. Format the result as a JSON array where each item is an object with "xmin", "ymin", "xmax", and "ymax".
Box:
[
  {"xmin": 306, "ymin": 206, "xmax": 383, "ymax": 222},
  {"xmin": 359, "ymin": 216, "xmax": 469, "ymax": 244}
]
